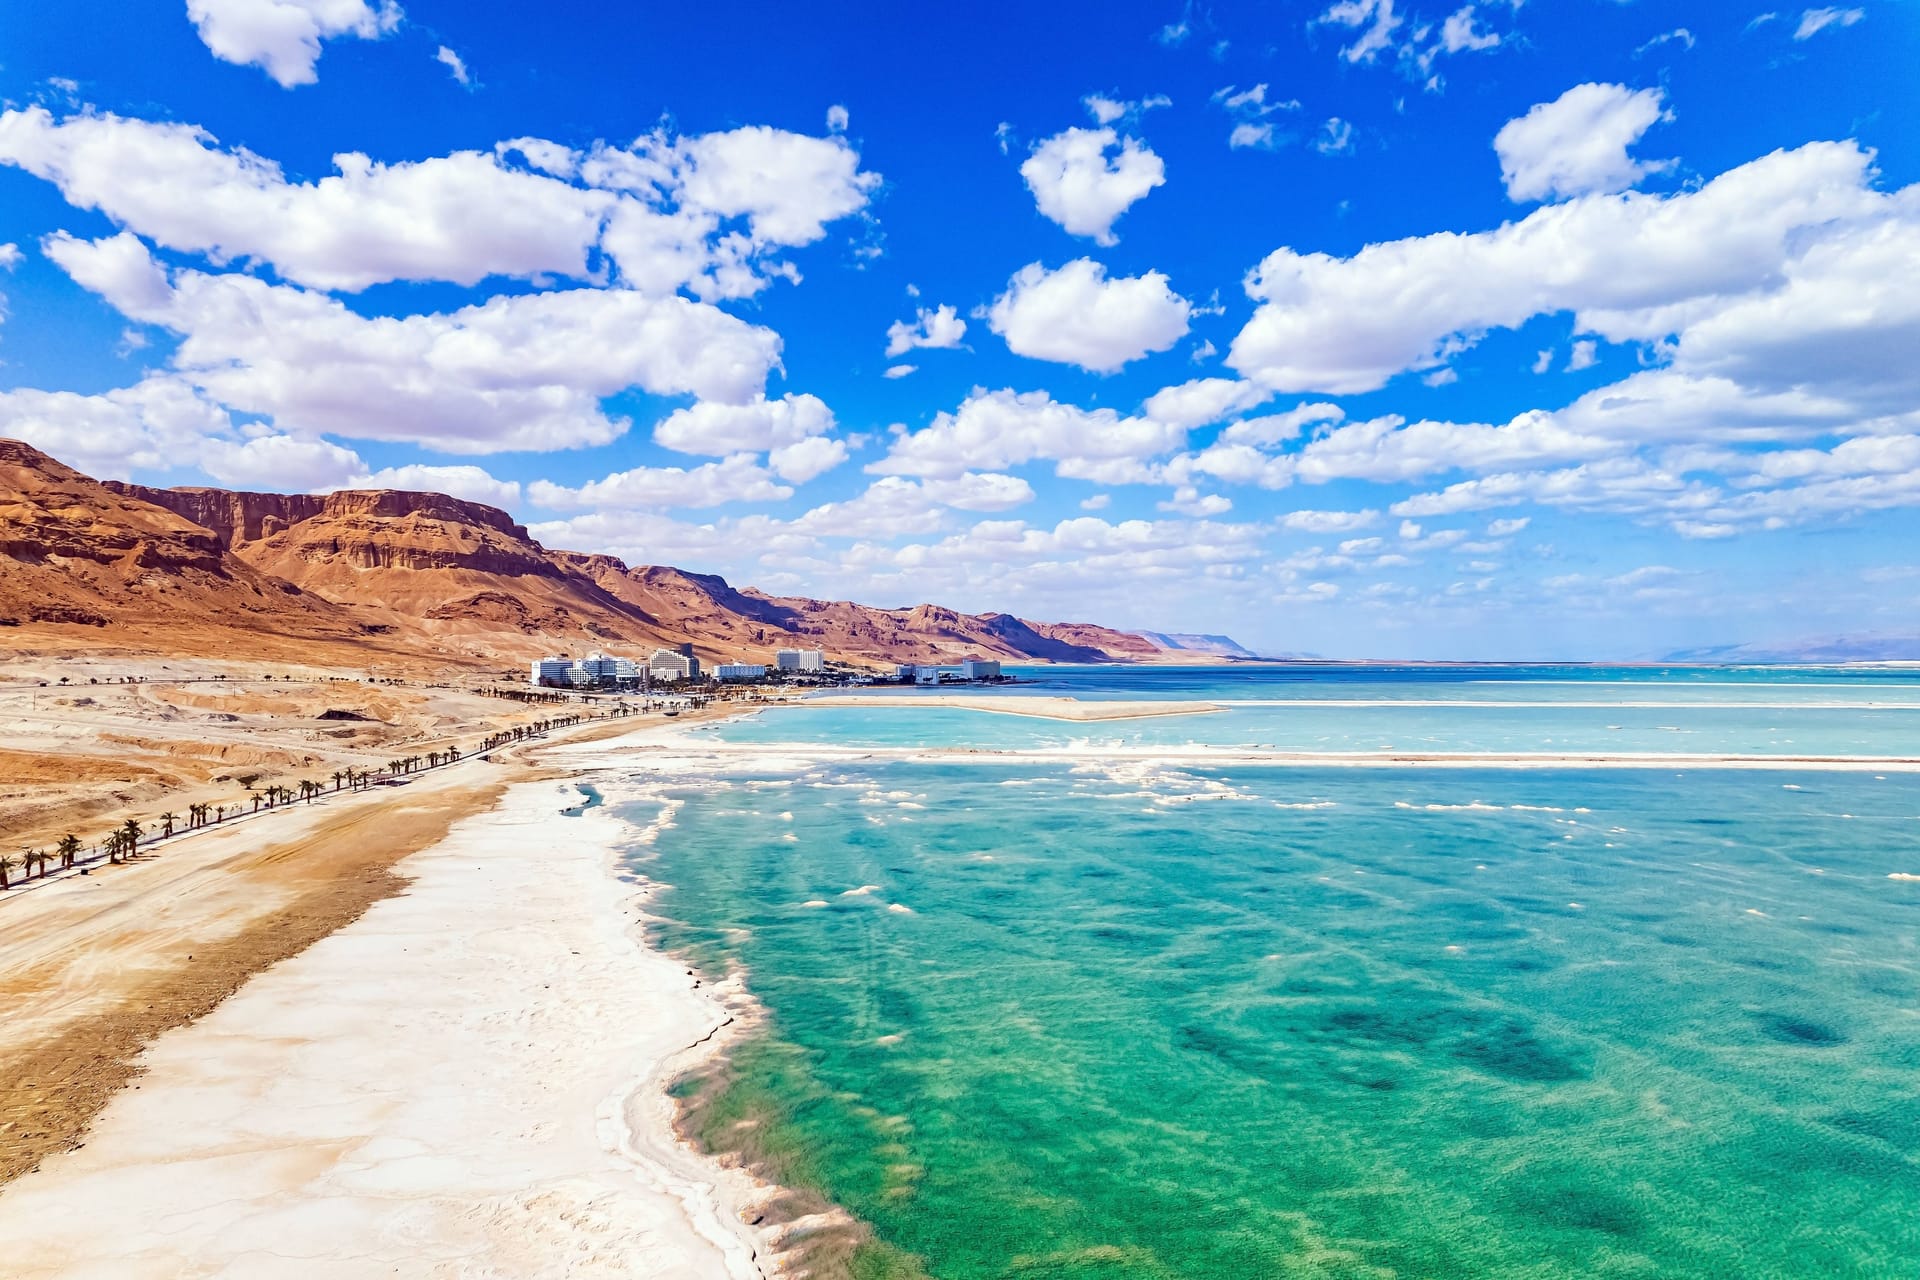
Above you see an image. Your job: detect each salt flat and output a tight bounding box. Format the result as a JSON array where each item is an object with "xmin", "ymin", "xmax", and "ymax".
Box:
[{"xmin": 0, "ymin": 774, "xmax": 765, "ymax": 1279}]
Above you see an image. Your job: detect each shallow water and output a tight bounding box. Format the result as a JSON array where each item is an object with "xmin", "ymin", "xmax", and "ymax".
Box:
[{"xmin": 628, "ymin": 670, "xmax": 1920, "ymax": 1278}]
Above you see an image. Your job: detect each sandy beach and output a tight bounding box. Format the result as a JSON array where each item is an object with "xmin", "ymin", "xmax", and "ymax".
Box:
[{"xmin": 0, "ymin": 745, "xmax": 777, "ymax": 1278}]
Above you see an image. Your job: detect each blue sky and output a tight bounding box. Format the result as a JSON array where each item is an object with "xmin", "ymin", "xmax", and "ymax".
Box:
[{"xmin": 1, "ymin": 0, "xmax": 1916, "ymax": 658}]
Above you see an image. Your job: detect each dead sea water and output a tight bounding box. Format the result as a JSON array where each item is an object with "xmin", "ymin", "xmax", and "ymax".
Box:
[{"xmin": 625, "ymin": 672, "xmax": 1920, "ymax": 1278}]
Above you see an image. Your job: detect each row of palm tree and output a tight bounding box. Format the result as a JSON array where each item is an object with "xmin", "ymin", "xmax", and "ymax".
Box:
[{"xmin": 2, "ymin": 710, "xmax": 598, "ymax": 892}]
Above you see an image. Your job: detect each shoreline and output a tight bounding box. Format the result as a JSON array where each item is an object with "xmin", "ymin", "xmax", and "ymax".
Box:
[{"xmin": 0, "ymin": 726, "xmax": 798, "ymax": 1276}]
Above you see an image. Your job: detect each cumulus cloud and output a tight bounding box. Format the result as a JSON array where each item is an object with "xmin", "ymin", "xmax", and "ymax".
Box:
[
  {"xmin": 872, "ymin": 387, "xmax": 1189, "ymax": 481},
  {"xmin": 652, "ymin": 393, "xmax": 836, "ymax": 458},
  {"xmin": 0, "ymin": 375, "xmax": 236, "ymax": 478},
  {"xmin": 1495, "ymin": 83, "xmax": 1674, "ymax": 203},
  {"xmin": 988, "ymin": 259, "xmax": 1191, "ymax": 373},
  {"xmin": 1281, "ymin": 508, "xmax": 1379, "ymax": 533},
  {"xmin": 1019, "ymin": 126, "xmax": 1165, "ymax": 245},
  {"xmin": 199, "ymin": 433, "xmax": 365, "ymax": 490},
  {"xmin": 528, "ymin": 454, "xmax": 792, "ymax": 510},
  {"xmin": 1228, "ymin": 140, "xmax": 1890, "ymax": 394},
  {"xmin": 793, "ymin": 473, "xmax": 1036, "ymax": 538},
  {"xmin": 768, "ymin": 435, "xmax": 850, "ymax": 484},
  {"xmin": 1142, "ymin": 377, "xmax": 1276, "ymax": 430},
  {"xmin": 186, "ymin": 0, "xmax": 401, "ymax": 87},
  {"xmin": 885, "ymin": 303, "xmax": 967, "ymax": 357},
  {"xmin": 48, "ymin": 230, "xmax": 784, "ymax": 453},
  {"xmin": 0, "ymin": 107, "xmax": 878, "ymax": 298}
]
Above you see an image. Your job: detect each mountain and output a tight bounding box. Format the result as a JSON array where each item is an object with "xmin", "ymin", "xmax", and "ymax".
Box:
[
  {"xmin": 1665, "ymin": 636, "xmax": 1920, "ymax": 664},
  {"xmin": 0, "ymin": 440, "xmax": 377, "ymax": 658},
  {"xmin": 0, "ymin": 439, "xmax": 1189, "ymax": 670},
  {"xmin": 1136, "ymin": 631, "xmax": 1264, "ymax": 660}
]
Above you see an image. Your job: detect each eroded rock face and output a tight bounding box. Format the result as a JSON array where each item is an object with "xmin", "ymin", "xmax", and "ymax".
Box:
[{"xmin": 6, "ymin": 438, "xmax": 1170, "ymax": 668}]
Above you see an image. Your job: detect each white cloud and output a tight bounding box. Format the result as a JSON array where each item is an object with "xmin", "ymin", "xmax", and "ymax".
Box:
[
  {"xmin": 1229, "ymin": 123, "xmax": 1276, "ymax": 151},
  {"xmin": 435, "ymin": 46, "xmax": 471, "ymax": 86},
  {"xmin": 768, "ymin": 435, "xmax": 850, "ymax": 484},
  {"xmin": 1155, "ymin": 18, "xmax": 1191, "ymax": 47},
  {"xmin": 1532, "ymin": 348, "xmax": 1554, "ymax": 374},
  {"xmin": 826, "ymin": 104, "xmax": 850, "ymax": 133},
  {"xmin": 1314, "ymin": 118, "xmax": 1356, "ymax": 156},
  {"xmin": 529, "ymin": 454, "xmax": 792, "ymax": 510},
  {"xmin": 200, "ymin": 432, "xmax": 365, "ymax": 490},
  {"xmin": 1635, "ymin": 28, "xmax": 1696, "ymax": 56},
  {"xmin": 1219, "ymin": 401, "xmax": 1345, "ymax": 446},
  {"xmin": 988, "ymin": 259, "xmax": 1191, "ymax": 373},
  {"xmin": 883, "ymin": 364, "xmax": 917, "ymax": 379},
  {"xmin": 1158, "ymin": 485, "xmax": 1233, "ymax": 516},
  {"xmin": 872, "ymin": 387, "xmax": 1189, "ymax": 481},
  {"xmin": 1795, "ymin": 7, "xmax": 1864, "ymax": 39},
  {"xmin": 1142, "ymin": 377, "xmax": 1276, "ymax": 430},
  {"xmin": 794, "ymin": 473, "xmax": 1036, "ymax": 538},
  {"xmin": 185, "ymin": 0, "xmax": 401, "ymax": 88},
  {"xmin": 1214, "ymin": 83, "xmax": 1300, "ymax": 150},
  {"xmin": 1083, "ymin": 93, "xmax": 1171, "ymax": 126},
  {"xmin": 1439, "ymin": 5, "xmax": 1501, "ymax": 53},
  {"xmin": 1281, "ymin": 508, "xmax": 1379, "ymax": 533},
  {"xmin": 652, "ymin": 393, "xmax": 836, "ymax": 458},
  {"xmin": 0, "ymin": 108, "xmax": 878, "ymax": 298},
  {"xmin": 0, "ymin": 375, "xmax": 236, "ymax": 478},
  {"xmin": 1318, "ymin": 0, "xmax": 1403, "ymax": 64},
  {"xmin": 0, "ymin": 242, "xmax": 20, "ymax": 269},
  {"xmin": 1485, "ymin": 516, "xmax": 1530, "ymax": 536},
  {"xmin": 48, "ymin": 231, "xmax": 784, "ymax": 454},
  {"xmin": 1495, "ymin": 83, "xmax": 1673, "ymax": 203},
  {"xmin": 885, "ymin": 303, "xmax": 967, "ymax": 357},
  {"xmin": 1229, "ymin": 140, "xmax": 1888, "ymax": 394},
  {"xmin": 1019, "ymin": 127, "xmax": 1165, "ymax": 245},
  {"xmin": 1080, "ymin": 493, "xmax": 1111, "ymax": 510}
]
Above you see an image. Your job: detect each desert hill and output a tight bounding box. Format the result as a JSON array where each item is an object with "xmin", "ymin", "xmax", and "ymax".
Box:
[
  {"xmin": 0, "ymin": 440, "xmax": 378, "ymax": 658},
  {"xmin": 0, "ymin": 440, "xmax": 1181, "ymax": 670}
]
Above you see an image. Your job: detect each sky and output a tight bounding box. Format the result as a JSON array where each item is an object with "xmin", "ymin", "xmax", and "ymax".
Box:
[{"xmin": 0, "ymin": 0, "xmax": 1916, "ymax": 659}]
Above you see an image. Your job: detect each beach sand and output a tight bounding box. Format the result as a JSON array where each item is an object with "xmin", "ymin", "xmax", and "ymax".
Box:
[{"xmin": 0, "ymin": 762, "xmax": 770, "ymax": 1278}]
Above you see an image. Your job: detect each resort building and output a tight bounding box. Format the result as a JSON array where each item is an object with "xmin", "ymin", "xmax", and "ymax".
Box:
[
  {"xmin": 531, "ymin": 656, "xmax": 575, "ymax": 687},
  {"xmin": 648, "ymin": 648, "xmax": 695, "ymax": 682},
  {"xmin": 898, "ymin": 658, "xmax": 1005, "ymax": 685},
  {"xmin": 715, "ymin": 662, "xmax": 768, "ymax": 682},
  {"xmin": 961, "ymin": 658, "xmax": 1002, "ymax": 680},
  {"xmin": 776, "ymin": 648, "xmax": 826, "ymax": 672}
]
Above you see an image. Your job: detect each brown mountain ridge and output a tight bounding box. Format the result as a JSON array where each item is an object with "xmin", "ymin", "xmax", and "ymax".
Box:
[{"xmin": 0, "ymin": 439, "xmax": 1173, "ymax": 671}]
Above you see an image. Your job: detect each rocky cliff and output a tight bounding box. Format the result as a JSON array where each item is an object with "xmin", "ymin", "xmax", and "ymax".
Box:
[{"xmin": 6, "ymin": 439, "xmax": 1184, "ymax": 669}]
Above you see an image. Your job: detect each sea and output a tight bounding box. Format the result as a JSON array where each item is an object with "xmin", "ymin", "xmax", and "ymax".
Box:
[{"xmin": 620, "ymin": 665, "xmax": 1920, "ymax": 1278}]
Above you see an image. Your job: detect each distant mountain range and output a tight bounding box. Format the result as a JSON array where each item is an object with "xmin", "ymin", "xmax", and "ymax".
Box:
[
  {"xmin": 0, "ymin": 439, "xmax": 1247, "ymax": 672},
  {"xmin": 1133, "ymin": 631, "xmax": 1266, "ymax": 660},
  {"xmin": 1666, "ymin": 636, "xmax": 1920, "ymax": 663}
]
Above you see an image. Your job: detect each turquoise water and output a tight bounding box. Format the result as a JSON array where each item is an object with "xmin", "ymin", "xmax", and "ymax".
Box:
[
  {"xmin": 631, "ymin": 670, "xmax": 1920, "ymax": 1278},
  {"xmin": 706, "ymin": 701, "xmax": 1920, "ymax": 756}
]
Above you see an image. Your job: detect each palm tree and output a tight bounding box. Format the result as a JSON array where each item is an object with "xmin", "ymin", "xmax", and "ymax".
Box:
[
  {"xmin": 0, "ymin": 853, "xmax": 15, "ymax": 888},
  {"xmin": 119, "ymin": 817, "xmax": 143, "ymax": 857},
  {"xmin": 159, "ymin": 811, "xmax": 177, "ymax": 838},
  {"xmin": 332, "ymin": 769, "xmax": 345, "ymax": 792},
  {"xmin": 58, "ymin": 834, "xmax": 81, "ymax": 869}
]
